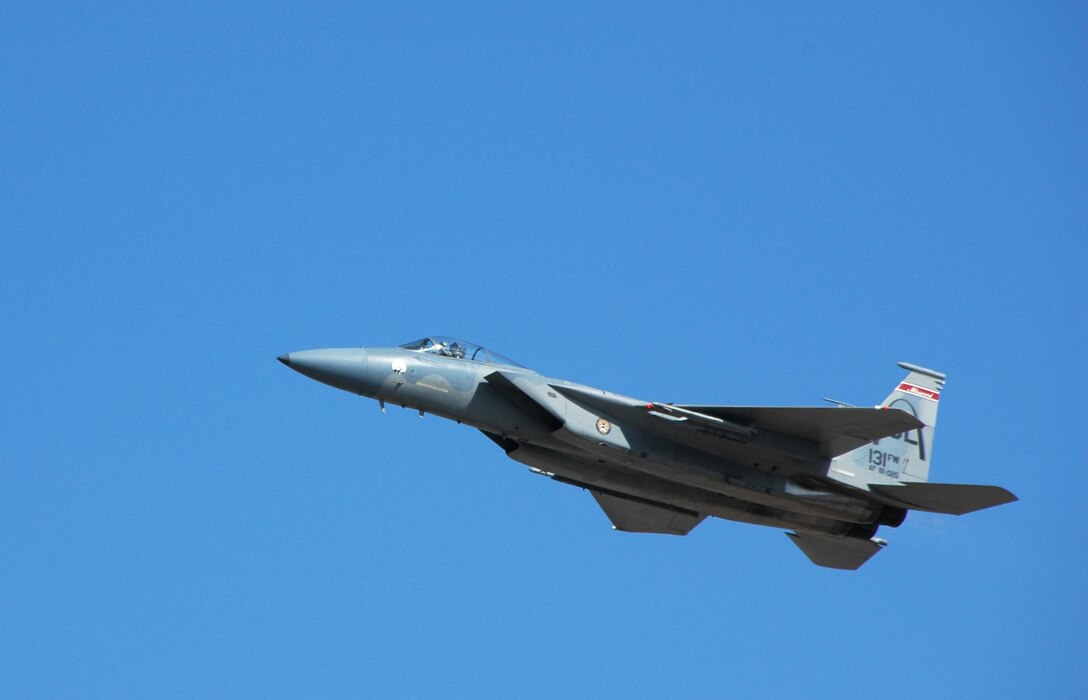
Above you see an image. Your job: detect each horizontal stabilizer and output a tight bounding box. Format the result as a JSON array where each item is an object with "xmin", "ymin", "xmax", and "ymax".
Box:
[
  {"xmin": 869, "ymin": 483, "xmax": 1018, "ymax": 515},
  {"xmin": 591, "ymin": 491, "xmax": 705, "ymax": 536},
  {"xmin": 787, "ymin": 531, "xmax": 884, "ymax": 570}
]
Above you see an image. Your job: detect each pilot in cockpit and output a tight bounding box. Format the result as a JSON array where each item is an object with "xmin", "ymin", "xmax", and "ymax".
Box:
[{"xmin": 431, "ymin": 340, "xmax": 465, "ymax": 359}]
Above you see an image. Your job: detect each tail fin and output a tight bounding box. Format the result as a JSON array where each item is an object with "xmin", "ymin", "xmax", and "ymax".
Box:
[
  {"xmin": 835, "ymin": 362, "xmax": 944, "ymax": 483},
  {"xmin": 876, "ymin": 362, "xmax": 945, "ymax": 482},
  {"xmin": 833, "ymin": 364, "xmax": 1018, "ymax": 523}
]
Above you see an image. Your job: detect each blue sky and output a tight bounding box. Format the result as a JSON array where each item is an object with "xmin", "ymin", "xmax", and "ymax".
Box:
[{"xmin": 2, "ymin": 2, "xmax": 1085, "ymax": 697}]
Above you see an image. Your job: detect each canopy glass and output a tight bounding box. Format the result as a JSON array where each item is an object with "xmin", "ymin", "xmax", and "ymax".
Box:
[{"xmin": 398, "ymin": 337, "xmax": 524, "ymax": 367}]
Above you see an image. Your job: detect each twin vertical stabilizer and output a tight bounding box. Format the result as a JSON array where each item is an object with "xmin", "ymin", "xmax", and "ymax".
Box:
[
  {"xmin": 878, "ymin": 362, "xmax": 945, "ymax": 482},
  {"xmin": 834, "ymin": 362, "xmax": 944, "ymax": 484},
  {"xmin": 831, "ymin": 363, "xmax": 1016, "ymax": 517}
]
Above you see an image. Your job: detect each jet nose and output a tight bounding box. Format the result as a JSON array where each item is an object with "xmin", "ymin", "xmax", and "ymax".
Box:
[{"xmin": 277, "ymin": 347, "xmax": 371, "ymax": 395}]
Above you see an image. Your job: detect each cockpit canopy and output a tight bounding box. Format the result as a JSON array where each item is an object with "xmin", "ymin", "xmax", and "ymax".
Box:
[{"xmin": 398, "ymin": 336, "xmax": 524, "ymax": 367}]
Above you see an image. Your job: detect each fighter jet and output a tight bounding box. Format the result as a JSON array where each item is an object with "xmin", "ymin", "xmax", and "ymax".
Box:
[{"xmin": 278, "ymin": 336, "xmax": 1016, "ymax": 569}]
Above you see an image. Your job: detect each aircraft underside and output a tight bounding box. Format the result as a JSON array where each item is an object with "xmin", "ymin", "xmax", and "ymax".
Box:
[{"xmin": 496, "ymin": 437, "xmax": 884, "ymax": 539}]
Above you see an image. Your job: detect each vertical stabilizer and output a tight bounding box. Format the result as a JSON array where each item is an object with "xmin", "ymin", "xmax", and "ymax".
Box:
[
  {"xmin": 837, "ymin": 363, "xmax": 944, "ymax": 483},
  {"xmin": 879, "ymin": 363, "xmax": 943, "ymax": 481}
]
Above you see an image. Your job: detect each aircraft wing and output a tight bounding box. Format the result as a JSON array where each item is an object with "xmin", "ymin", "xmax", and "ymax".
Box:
[
  {"xmin": 677, "ymin": 405, "xmax": 925, "ymax": 457},
  {"xmin": 590, "ymin": 490, "xmax": 706, "ymax": 535},
  {"xmin": 553, "ymin": 384, "xmax": 922, "ymax": 458}
]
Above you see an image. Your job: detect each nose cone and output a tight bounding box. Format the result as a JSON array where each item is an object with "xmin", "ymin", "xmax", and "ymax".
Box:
[{"xmin": 277, "ymin": 347, "xmax": 371, "ymax": 395}]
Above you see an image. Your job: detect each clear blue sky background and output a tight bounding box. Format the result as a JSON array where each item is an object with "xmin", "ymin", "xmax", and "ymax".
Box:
[{"xmin": 2, "ymin": 3, "xmax": 1085, "ymax": 698}]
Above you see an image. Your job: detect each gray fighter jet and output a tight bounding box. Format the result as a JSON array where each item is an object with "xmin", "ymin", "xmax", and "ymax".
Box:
[{"xmin": 278, "ymin": 337, "xmax": 1016, "ymax": 569}]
